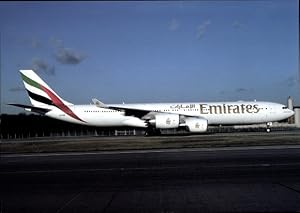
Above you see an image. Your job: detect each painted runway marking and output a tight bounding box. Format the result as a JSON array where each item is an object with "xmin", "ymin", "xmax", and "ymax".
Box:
[
  {"xmin": 3, "ymin": 162, "xmax": 300, "ymax": 175},
  {"xmin": 56, "ymin": 192, "xmax": 82, "ymax": 213},
  {"xmin": 3, "ymin": 144, "xmax": 300, "ymax": 158}
]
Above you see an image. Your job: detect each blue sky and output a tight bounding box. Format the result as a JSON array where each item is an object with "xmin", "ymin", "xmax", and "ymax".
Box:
[{"xmin": 0, "ymin": 1, "xmax": 299, "ymax": 114}]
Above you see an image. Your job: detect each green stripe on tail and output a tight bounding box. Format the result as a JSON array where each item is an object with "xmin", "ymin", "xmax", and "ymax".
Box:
[{"xmin": 21, "ymin": 72, "xmax": 41, "ymax": 90}]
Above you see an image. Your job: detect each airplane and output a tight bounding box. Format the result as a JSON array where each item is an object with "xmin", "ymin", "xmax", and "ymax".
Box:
[{"xmin": 9, "ymin": 69, "xmax": 295, "ymax": 135}]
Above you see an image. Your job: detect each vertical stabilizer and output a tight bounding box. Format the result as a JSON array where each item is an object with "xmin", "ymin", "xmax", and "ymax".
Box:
[{"xmin": 20, "ymin": 70, "xmax": 73, "ymax": 108}]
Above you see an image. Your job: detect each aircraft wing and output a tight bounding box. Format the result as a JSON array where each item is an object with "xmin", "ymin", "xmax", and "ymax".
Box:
[
  {"xmin": 92, "ymin": 98, "xmax": 153, "ymax": 118},
  {"xmin": 94, "ymin": 99, "xmax": 201, "ymax": 120},
  {"xmin": 108, "ymin": 104, "xmax": 209, "ymax": 122},
  {"xmin": 108, "ymin": 105, "xmax": 152, "ymax": 118},
  {"xmin": 8, "ymin": 104, "xmax": 51, "ymax": 114}
]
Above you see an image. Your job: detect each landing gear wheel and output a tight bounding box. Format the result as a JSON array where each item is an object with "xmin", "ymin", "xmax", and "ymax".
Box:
[
  {"xmin": 145, "ymin": 127, "xmax": 161, "ymax": 136},
  {"xmin": 266, "ymin": 122, "xmax": 272, "ymax": 133}
]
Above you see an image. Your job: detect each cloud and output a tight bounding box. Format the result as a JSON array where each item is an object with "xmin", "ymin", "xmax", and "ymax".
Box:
[
  {"xmin": 31, "ymin": 38, "xmax": 42, "ymax": 49},
  {"xmin": 32, "ymin": 58, "xmax": 47, "ymax": 71},
  {"xmin": 32, "ymin": 58, "xmax": 55, "ymax": 75},
  {"xmin": 49, "ymin": 37, "xmax": 64, "ymax": 48},
  {"xmin": 232, "ymin": 21, "xmax": 245, "ymax": 29},
  {"xmin": 276, "ymin": 76, "xmax": 297, "ymax": 88},
  {"xmin": 196, "ymin": 20, "xmax": 211, "ymax": 40},
  {"xmin": 18, "ymin": 37, "xmax": 42, "ymax": 49},
  {"xmin": 55, "ymin": 48, "xmax": 86, "ymax": 65},
  {"xmin": 219, "ymin": 90, "xmax": 226, "ymax": 95},
  {"xmin": 236, "ymin": 88, "xmax": 248, "ymax": 93},
  {"xmin": 49, "ymin": 37, "xmax": 86, "ymax": 66},
  {"xmin": 220, "ymin": 88, "xmax": 250, "ymax": 95},
  {"xmin": 169, "ymin": 18, "xmax": 179, "ymax": 31},
  {"xmin": 9, "ymin": 86, "xmax": 26, "ymax": 92},
  {"xmin": 285, "ymin": 76, "xmax": 297, "ymax": 88}
]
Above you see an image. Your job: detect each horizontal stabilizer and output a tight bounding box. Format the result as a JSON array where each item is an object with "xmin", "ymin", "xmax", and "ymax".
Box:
[{"xmin": 8, "ymin": 103, "xmax": 51, "ymax": 114}]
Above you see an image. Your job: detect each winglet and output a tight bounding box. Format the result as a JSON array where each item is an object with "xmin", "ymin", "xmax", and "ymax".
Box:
[{"xmin": 92, "ymin": 98, "xmax": 108, "ymax": 108}]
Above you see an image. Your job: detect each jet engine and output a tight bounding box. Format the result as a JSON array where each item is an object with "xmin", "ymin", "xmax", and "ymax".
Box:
[
  {"xmin": 151, "ymin": 113, "xmax": 180, "ymax": 129},
  {"xmin": 185, "ymin": 117, "xmax": 208, "ymax": 133}
]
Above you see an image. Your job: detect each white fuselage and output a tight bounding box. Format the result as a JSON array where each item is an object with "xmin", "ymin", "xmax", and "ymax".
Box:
[
  {"xmin": 45, "ymin": 101, "xmax": 294, "ymax": 128},
  {"xmin": 17, "ymin": 70, "xmax": 295, "ymax": 132}
]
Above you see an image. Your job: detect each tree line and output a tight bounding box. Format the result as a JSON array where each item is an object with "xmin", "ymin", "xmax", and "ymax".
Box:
[{"xmin": 0, "ymin": 113, "xmax": 141, "ymax": 139}]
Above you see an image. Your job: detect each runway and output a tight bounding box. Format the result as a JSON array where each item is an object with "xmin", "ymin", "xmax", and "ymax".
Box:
[{"xmin": 2, "ymin": 146, "xmax": 300, "ymax": 212}]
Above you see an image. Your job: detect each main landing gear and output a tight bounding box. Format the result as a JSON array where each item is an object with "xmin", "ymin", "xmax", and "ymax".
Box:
[
  {"xmin": 266, "ymin": 122, "xmax": 272, "ymax": 133},
  {"xmin": 144, "ymin": 126, "xmax": 161, "ymax": 136}
]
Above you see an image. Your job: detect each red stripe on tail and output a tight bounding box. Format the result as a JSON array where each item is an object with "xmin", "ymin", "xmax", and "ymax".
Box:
[{"xmin": 41, "ymin": 85, "xmax": 84, "ymax": 122}]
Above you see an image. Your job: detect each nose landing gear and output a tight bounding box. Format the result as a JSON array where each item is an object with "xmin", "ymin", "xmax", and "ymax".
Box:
[{"xmin": 266, "ymin": 122, "xmax": 272, "ymax": 132}]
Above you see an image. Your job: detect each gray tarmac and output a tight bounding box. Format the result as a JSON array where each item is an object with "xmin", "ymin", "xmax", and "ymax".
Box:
[{"xmin": 2, "ymin": 137, "xmax": 300, "ymax": 212}]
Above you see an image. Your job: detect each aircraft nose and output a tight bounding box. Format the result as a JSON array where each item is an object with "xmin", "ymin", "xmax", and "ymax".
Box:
[
  {"xmin": 282, "ymin": 106, "xmax": 295, "ymax": 118},
  {"xmin": 289, "ymin": 109, "xmax": 295, "ymax": 116}
]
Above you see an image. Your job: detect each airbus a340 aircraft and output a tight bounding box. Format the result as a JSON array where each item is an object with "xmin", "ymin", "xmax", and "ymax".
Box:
[{"xmin": 9, "ymin": 70, "xmax": 294, "ymax": 135}]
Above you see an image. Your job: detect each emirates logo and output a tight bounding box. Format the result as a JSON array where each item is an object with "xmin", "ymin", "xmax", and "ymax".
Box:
[{"xmin": 166, "ymin": 118, "xmax": 171, "ymax": 125}]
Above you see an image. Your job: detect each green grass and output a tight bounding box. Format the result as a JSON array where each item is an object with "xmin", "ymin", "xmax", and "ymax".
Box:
[{"xmin": 1, "ymin": 132, "xmax": 300, "ymax": 154}]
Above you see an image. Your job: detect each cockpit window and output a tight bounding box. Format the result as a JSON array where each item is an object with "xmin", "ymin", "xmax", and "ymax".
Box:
[{"xmin": 282, "ymin": 106, "xmax": 288, "ymax": 109}]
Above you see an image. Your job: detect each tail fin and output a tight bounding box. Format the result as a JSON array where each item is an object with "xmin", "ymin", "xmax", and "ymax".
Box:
[{"xmin": 20, "ymin": 70, "xmax": 73, "ymax": 108}]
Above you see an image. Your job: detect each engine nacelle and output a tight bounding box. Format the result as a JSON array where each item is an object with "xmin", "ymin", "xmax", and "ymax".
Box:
[
  {"xmin": 154, "ymin": 113, "xmax": 180, "ymax": 129},
  {"xmin": 185, "ymin": 117, "xmax": 208, "ymax": 133}
]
